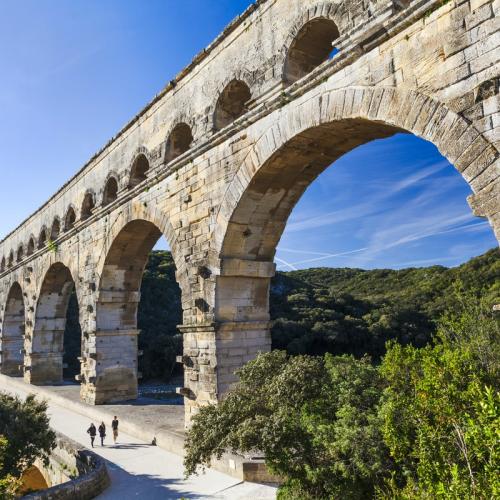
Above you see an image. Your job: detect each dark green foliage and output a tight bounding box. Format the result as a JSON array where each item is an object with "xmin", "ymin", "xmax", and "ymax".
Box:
[
  {"xmin": 137, "ymin": 251, "xmax": 183, "ymax": 381},
  {"xmin": 62, "ymin": 248, "xmax": 498, "ymax": 382},
  {"xmin": 184, "ymin": 351, "xmax": 390, "ymax": 499},
  {"xmin": 0, "ymin": 393, "xmax": 56, "ymax": 478},
  {"xmin": 379, "ymin": 296, "xmax": 500, "ymax": 498},
  {"xmin": 0, "ymin": 436, "xmax": 20, "ymax": 499},
  {"xmin": 184, "ymin": 297, "xmax": 499, "ymax": 499},
  {"xmin": 63, "ymin": 291, "xmax": 81, "ymax": 380},
  {"xmin": 271, "ymin": 249, "xmax": 499, "ymax": 359}
]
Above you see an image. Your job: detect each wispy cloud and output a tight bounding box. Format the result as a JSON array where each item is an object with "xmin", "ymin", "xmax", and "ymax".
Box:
[{"xmin": 274, "ymin": 257, "xmax": 298, "ymax": 271}]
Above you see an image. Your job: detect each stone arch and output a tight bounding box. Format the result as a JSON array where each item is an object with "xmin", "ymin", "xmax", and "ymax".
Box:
[
  {"xmin": 102, "ymin": 175, "xmax": 119, "ymax": 207},
  {"xmin": 27, "ymin": 236, "xmax": 35, "ymax": 256},
  {"xmin": 79, "ymin": 204, "xmax": 184, "ymax": 404},
  {"xmin": 16, "ymin": 244, "xmax": 24, "ymax": 263},
  {"xmin": 81, "ymin": 191, "xmax": 95, "ymax": 221},
  {"xmin": 0, "ymin": 281, "xmax": 25, "ymax": 375},
  {"xmin": 216, "ymin": 87, "xmax": 499, "ymax": 253},
  {"xmin": 64, "ymin": 206, "xmax": 76, "ymax": 231},
  {"xmin": 128, "ymin": 151, "xmax": 151, "ymax": 188},
  {"xmin": 93, "ymin": 220, "xmax": 174, "ymax": 402},
  {"xmin": 7, "ymin": 251, "xmax": 14, "ymax": 268},
  {"xmin": 0, "ymin": 257, "xmax": 5, "ymax": 273},
  {"xmin": 50, "ymin": 217, "xmax": 61, "ymax": 240},
  {"xmin": 210, "ymin": 86, "xmax": 499, "ymax": 399},
  {"xmin": 165, "ymin": 122, "xmax": 194, "ymax": 163},
  {"xmin": 38, "ymin": 227, "xmax": 47, "ymax": 249},
  {"xmin": 28, "ymin": 262, "xmax": 78, "ymax": 385},
  {"xmin": 283, "ymin": 17, "xmax": 340, "ymax": 85},
  {"xmin": 95, "ymin": 203, "xmax": 182, "ymax": 283},
  {"xmin": 214, "ymin": 79, "xmax": 252, "ymax": 131}
]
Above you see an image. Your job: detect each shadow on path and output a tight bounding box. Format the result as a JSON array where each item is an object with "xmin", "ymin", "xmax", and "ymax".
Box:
[{"xmin": 96, "ymin": 460, "xmax": 209, "ymax": 500}]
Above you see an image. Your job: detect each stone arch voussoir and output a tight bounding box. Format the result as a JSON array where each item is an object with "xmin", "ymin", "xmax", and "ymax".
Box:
[
  {"xmin": 214, "ymin": 86, "xmax": 499, "ymax": 252},
  {"xmin": 94, "ymin": 202, "xmax": 187, "ymax": 299}
]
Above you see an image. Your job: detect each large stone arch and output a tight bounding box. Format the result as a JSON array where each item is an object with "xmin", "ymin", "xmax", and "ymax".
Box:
[
  {"xmin": 80, "ymin": 203, "xmax": 184, "ymax": 404},
  {"xmin": 203, "ymin": 85, "xmax": 499, "ymax": 408},
  {"xmin": 94, "ymin": 202, "xmax": 184, "ymax": 293},
  {"xmin": 216, "ymin": 86, "xmax": 499, "ymax": 251},
  {"xmin": 27, "ymin": 261, "xmax": 79, "ymax": 385},
  {"xmin": 0, "ymin": 281, "xmax": 25, "ymax": 376}
]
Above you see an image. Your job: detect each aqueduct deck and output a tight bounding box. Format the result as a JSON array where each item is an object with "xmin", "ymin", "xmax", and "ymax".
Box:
[{"xmin": 0, "ymin": 0, "xmax": 499, "ymax": 424}]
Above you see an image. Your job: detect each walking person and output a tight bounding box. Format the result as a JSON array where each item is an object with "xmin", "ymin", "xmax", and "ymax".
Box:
[
  {"xmin": 87, "ymin": 423, "xmax": 96, "ymax": 448},
  {"xmin": 98, "ymin": 421, "xmax": 106, "ymax": 446},
  {"xmin": 111, "ymin": 416, "xmax": 119, "ymax": 444}
]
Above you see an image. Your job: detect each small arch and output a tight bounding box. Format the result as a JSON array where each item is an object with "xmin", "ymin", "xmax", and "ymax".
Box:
[
  {"xmin": 0, "ymin": 257, "xmax": 5, "ymax": 272},
  {"xmin": 16, "ymin": 245, "xmax": 24, "ymax": 262},
  {"xmin": 214, "ymin": 79, "xmax": 252, "ymax": 131},
  {"xmin": 1, "ymin": 282, "xmax": 25, "ymax": 376},
  {"xmin": 81, "ymin": 191, "xmax": 95, "ymax": 221},
  {"xmin": 38, "ymin": 228, "xmax": 47, "ymax": 249},
  {"xmin": 50, "ymin": 218, "xmax": 61, "ymax": 240},
  {"xmin": 31, "ymin": 263, "xmax": 78, "ymax": 385},
  {"xmin": 102, "ymin": 176, "xmax": 119, "ymax": 206},
  {"xmin": 129, "ymin": 154, "xmax": 150, "ymax": 188},
  {"xmin": 27, "ymin": 237, "xmax": 35, "ymax": 256},
  {"xmin": 284, "ymin": 17, "xmax": 340, "ymax": 85},
  {"xmin": 165, "ymin": 123, "xmax": 193, "ymax": 163},
  {"xmin": 7, "ymin": 251, "xmax": 14, "ymax": 268},
  {"xmin": 64, "ymin": 206, "xmax": 76, "ymax": 231}
]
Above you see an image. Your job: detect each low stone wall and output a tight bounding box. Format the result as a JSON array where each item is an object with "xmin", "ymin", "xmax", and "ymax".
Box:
[{"xmin": 23, "ymin": 432, "xmax": 110, "ymax": 500}]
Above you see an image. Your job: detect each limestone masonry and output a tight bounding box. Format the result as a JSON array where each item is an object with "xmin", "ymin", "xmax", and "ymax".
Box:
[{"xmin": 0, "ymin": 0, "xmax": 498, "ymax": 424}]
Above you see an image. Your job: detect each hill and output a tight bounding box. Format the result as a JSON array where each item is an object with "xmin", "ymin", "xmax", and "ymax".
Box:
[{"xmin": 63, "ymin": 248, "xmax": 499, "ymax": 381}]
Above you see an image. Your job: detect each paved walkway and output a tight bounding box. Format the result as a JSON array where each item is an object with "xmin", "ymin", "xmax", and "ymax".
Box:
[{"xmin": 1, "ymin": 382, "xmax": 277, "ymax": 499}]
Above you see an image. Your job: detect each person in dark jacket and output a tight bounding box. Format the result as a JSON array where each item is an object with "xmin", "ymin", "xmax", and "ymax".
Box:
[
  {"xmin": 111, "ymin": 416, "xmax": 119, "ymax": 444},
  {"xmin": 98, "ymin": 421, "xmax": 106, "ymax": 446},
  {"xmin": 87, "ymin": 423, "xmax": 96, "ymax": 448}
]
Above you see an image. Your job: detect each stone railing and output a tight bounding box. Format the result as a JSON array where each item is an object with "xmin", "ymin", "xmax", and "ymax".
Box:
[{"xmin": 23, "ymin": 432, "xmax": 110, "ymax": 499}]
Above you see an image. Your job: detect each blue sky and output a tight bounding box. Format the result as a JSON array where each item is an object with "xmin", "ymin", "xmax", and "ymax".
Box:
[{"xmin": 0, "ymin": 1, "xmax": 496, "ymax": 270}]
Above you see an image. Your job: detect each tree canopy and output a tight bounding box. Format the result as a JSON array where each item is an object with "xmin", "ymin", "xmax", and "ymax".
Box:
[
  {"xmin": 0, "ymin": 393, "xmax": 56, "ymax": 478},
  {"xmin": 184, "ymin": 295, "xmax": 500, "ymax": 499}
]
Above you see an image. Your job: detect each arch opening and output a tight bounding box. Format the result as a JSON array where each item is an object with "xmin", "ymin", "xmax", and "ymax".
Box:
[
  {"xmin": 29, "ymin": 263, "xmax": 80, "ymax": 385},
  {"xmin": 0, "ymin": 257, "xmax": 5, "ymax": 273},
  {"xmin": 1, "ymin": 282, "xmax": 25, "ymax": 376},
  {"xmin": 20, "ymin": 465, "xmax": 50, "ymax": 494},
  {"xmin": 214, "ymin": 80, "xmax": 252, "ymax": 131},
  {"xmin": 38, "ymin": 229, "xmax": 47, "ymax": 249},
  {"xmin": 27, "ymin": 237, "xmax": 35, "ymax": 256},
  {"xmin": 284, "ymin": 18, "xmax": 340, "ymax": 85},
  {"xmin": 217, "ymin": 115, "xmax": 498, "ymax": 396},
  {"xmin": 129, "ymin": 154, "xmax": 149, "ymax": 188},
  {"xmin": 7, "ymin": 251, "xmax": 14, "ymax": 268},
  {"xmin": 16, "ymin": 245, "xmax": 24, "ymax": 262},
  {"xmin": 93, "ymin": 220, "xmax": 182, "ymax": 404},
  {"xmin": 166, "ymin": 123, "xmax": 193, "ymax": 163},
  {"xmin": 64, "ymin": 207, "xmax": 76, "ymax": 231},
  {"xmin": 81, "ymin": 192, "xmax": 95, "ymax": 221},
  {"xmin": 50, "ymin": 218, "xmax": 61, "ymax": 241},
  {"xmin": 102, "ymin": 176, "xmax": 119, "ymax": 207}
]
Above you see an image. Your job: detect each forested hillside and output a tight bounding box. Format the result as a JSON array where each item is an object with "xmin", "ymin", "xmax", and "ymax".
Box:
[
  {"xmin": 64, "ymin": 248, "xmax": 499, "ymax": 381},
  {"xmin": 270, "ymin": 248, "xmax": 499, "ymax": 359}
]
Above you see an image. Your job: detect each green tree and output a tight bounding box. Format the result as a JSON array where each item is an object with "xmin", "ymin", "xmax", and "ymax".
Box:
[
  {"xmin": 379, "ymin": 297, "xmax": 500, "ymax": 498},
  {"xmin": 0, "ymin": 436, "xmax": 20, "ymax": 499},
  {"xmin": 0, "ymin": 393, "xmax": 56, "ymax": 478},
  {"xmin": 184, "ymin": 351, "xmax": 391, "ymax": 499}
]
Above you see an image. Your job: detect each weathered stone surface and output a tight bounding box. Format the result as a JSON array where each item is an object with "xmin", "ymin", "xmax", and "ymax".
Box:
[
  {"xmin": 0, "ymin": 0, "xmax": 498, "ymax": 425},
  {"xmin": 24, "ymin": 431, "xmax": 110, "ymax": 500}
]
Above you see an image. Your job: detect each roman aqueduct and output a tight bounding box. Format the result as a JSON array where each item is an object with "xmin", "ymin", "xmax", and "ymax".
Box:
[{"xmin": 0, "ymin": 0, "xmax": 498, "ymax": 423}]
